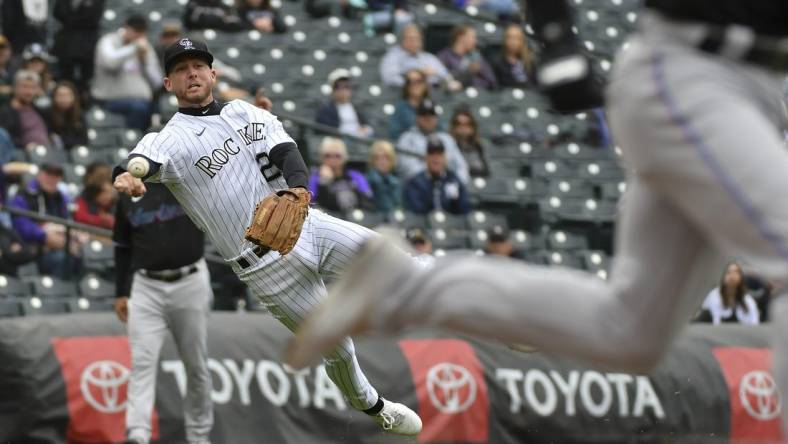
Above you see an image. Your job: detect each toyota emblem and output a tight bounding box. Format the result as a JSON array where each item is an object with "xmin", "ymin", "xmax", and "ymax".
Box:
[
  {"xmin": 80, "ymin": 360, "xmax": 130, "ymax": 414},
  {"xmin": 739, "ymin": 370, "xmax": 781, "ymax": 421},
  {"xmin": 426, "ymin": 362, "xmax": 477, "ymax": 414}
]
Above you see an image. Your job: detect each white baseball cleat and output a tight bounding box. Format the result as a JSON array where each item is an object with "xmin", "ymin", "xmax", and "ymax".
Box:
[
  {"xmin": 286, "ymin": 230, "xmax": 416, "ymax": 368},
  {"xmin": 373, "ymin": 398, "xmax": 423, "ymax": 436}
]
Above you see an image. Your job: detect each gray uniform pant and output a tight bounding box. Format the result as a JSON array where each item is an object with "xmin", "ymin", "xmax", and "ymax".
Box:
[
  {"xmin": 369, "ymin": 9, "xmax": 788, "ymax": 421},
  {"xmin": 126, "ymin": 259, "xmax": 214, "ymax": 443}
]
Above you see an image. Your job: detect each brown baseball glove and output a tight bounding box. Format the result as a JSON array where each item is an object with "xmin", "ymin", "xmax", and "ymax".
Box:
[{"xmin": 245, "ymin": 187, "xmax": 311, "ymax": 255}]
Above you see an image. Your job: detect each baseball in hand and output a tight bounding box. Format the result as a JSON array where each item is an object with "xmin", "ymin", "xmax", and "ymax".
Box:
[{"xmin": 128, "ymin": 157, "xmax": 150, "ymax": 178}]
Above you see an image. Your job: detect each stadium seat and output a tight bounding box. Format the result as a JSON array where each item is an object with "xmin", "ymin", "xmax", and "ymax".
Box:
[
  {"xmin": 25, "ymin": 275, "xmax": 76, "ymax": 299},
  {"xmin": 68, "ymin": 297, "xmax": 115, "ymax": 313},
  {"xmin": 577, "ymin": 249, "xmax": 611, "ymax": 274},
  {"xmin": 345, "ymin": 209, "xmax": 386, "ymax": 229},
  {"xmin": 547, "ymin": 179, "xmax": 595, "ymax": 199},
  {"xmin": 427, "ymin": 210, "xmax": 467, "ymax": 231},
  {"xmin": 429, "ymin": 228, "xmax": 469, "ymax": 250},
  {"xmin": 0, "ymin": 275, "xmax": 30, "ymax": 298},
  {"xmin": 82, "ymin": 240, "xmax": 115, "ymax": 273},
  {"xmin": 533, "ymin": 249, "xmax": 585, "ymax": 269},
  {"xmin": 387, "ymin": 210, "xmax": 428, "ymax": 230},
  {"xmin": 576, "ymin": 161, "xmax": 625, "ymax": 182},
  {"xmin": 546, "ymin": 230, "xmax": 589, "ymax": 251},
  {"xmin": 466, "ymin": 210, "xmax": 508, "ymax": 231},
  {"xmin": 20, "ymin": 297, "xmax": 71, "ymax": 316},
  {"xmin": 70, "ymin": 145, "xmax": 113, "ymax": 166},
  {"xmin": 0, "ymin": 299, "xmax": 21, "ymax": 317},
  {"xmin": 78, "ymin": 274, "xmax": 115, "ymax": 300},
  {"xmin": 86, "ymin": 107, "xmax": 125, "ymax": 128},
  {"xmin": 600, "ymin": 180, "xmax": 627, "ymax": 201},
  {"xmin": 87, "ymin": 128, "xmax": 121, "ymax": 148},
  {"xmin": 26, "ymin": 145, "xmax": 69, "ymax": 165},
  {"xmin": 468, "ymin": 177, "xmax": 519, "ymax": 205}
]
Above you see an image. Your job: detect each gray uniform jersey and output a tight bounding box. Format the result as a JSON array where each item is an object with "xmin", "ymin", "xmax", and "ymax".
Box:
[{"xmin": 131, "ymin": 100, "xmax": 292, "ymax": 260}]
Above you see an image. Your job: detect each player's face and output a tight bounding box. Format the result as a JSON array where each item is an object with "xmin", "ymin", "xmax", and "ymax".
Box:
[{"xmin": 164, "ymin": 58, "xmax": 216, "ymax": 107}]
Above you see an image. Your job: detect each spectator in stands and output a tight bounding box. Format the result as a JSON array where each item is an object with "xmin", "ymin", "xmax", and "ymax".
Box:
[
  {"xmin": 484, "ymin": 225, "xmax": 526, "ymax": 259},
  {"xmin": 449, "ymin": 107, "xmax": 490, "ymax": 177},
  {"xmin": 0, "ymin": 0, "xmax": 47, "ymax": 53},
  {"xmin": 406, "ymin": 228, "xmax": 433, "ymax": 256},
  {"xmin": 315, "ymin": 69, "xmax": 374, "ymax": 138},
  {"xmin": 0, "ymin": 35, "xmax": 19, "ymax": 106},
  {"xmin": 743, "ymin": 272, "xmax": 773, "ymax": 323},
  {"xmin": 380, "ymin": 24, "xmax": 461, "ymax": 91},
  {"xmin": 44, "ymin": 81, "xmax": 88, "ymax": 150},
  {"xmin": 403, "ymin": 136, "xmax": 470, "ymax": 215},
  {"xmin": 253, "ymin": 85, "xmax": 273, "ymax": 111},
  {"xmin": 389, "ymin": 69, "xmax": 442, "ymax": 140},
  {"xmin": 10, "ymin": 163, "xmax": 75, "ymax": 278},
  {"xmin": 0, "ymin": 70, "xmax": 52, "ymax": 149},
  {"xmin": 305, "ymin": 0, "xmax": 361, "ymax": 19},
  {"xmin": 437, "ymin": 25, "xmax": 497, "ymax": 90},
  {"xmin": 397, "ymin": 99, "xmax": 470, "ymax": 184},
  {"xmin": 53, "ymin": 0, "xmax": 105, "ymax": 98},
  {"xmin": 697, "ymin": 261, "xmax": 760, "ymax": 325},
  {"xmin": 184, "ymin": 0, "xmax": 245, "ymax": 31},
  {"xmin": 93, "ymin": 15, "xmax": 161, "ymax": 131},
  {"xmin": 74, "ymin": 162, "xmax": 116, "ymax": 229},
  {"xmin": 237, "ymin": 0, "xmax": 288, "ymax": 34},
  {"xmin": 155, "ymin": 22, "xmax": 185, "ymax": 68},
  {"xmin": 0, "ymin": 219, "xmax": 36, "ymax": 276},
  {"xmin": 308, "ymin": 137, "xmax": 375, "ymax": 214},
  {"xmin": 362, "ymin": 0, "xmax": 413, "ymax": 36},
  {"xmin": 21, "ymin": 44, "xmax": 55, "ymax": 108},
  {"xmin": 490, "ymin": 23, "xmax": 533, "ymax": 88},
  {"xmin": 366, "ymin": 140, "xmax": 402, "ymax": 214}
]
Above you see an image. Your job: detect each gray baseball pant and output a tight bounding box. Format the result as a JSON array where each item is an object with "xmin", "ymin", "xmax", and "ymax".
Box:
[
  {"xmin": 126, "ymin": 259, "xmax": 214, "ymax": 443},
  {"xmin": 366, "ymin": 9, "xmax": 788, "ymax": 422}
]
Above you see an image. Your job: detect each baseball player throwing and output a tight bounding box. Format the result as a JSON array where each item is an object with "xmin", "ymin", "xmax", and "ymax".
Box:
[
  {"xmin": 113, "ymin": 38, "xmax": 421, "ymax": 436},
  {"xmin": 288, "ymin": 0, "xmax": 788, "ymax": 429}
]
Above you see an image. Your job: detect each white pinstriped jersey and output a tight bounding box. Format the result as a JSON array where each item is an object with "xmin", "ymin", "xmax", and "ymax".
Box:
[{"xmin": 130, "ymin": 100, "xmax": 294, "ymax": 260}]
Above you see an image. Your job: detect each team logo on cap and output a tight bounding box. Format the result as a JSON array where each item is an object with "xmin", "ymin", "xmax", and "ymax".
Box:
[{"xmin": 179, "ymin": 38, "xmax": 194, "ymax": 50}]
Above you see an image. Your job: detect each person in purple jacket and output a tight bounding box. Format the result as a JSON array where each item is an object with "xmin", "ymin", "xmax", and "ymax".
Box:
[
  {"xmin": 437, "ymin": 24, "xmax": 497, "ymax": 90},
  {"xmin": 10, "ymin": 162, "xmax": 76, "ymax": 278},
  {"xmin": 308, "ymin": 137, "xmax": 375, "ymax": 214}
]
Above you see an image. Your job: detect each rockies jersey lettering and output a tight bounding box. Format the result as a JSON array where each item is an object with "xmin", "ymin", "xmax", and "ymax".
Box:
[
  {"xmin": 195, "ymin": 122, "xmax": 266, "ymax": 178},
  {"xmin": 130, "ymin": 100, "xmax": 292, "ymax": 260}
]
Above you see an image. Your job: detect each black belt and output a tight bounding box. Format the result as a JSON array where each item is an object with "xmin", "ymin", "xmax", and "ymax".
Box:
[
  {"xmin": 141, "ymin": 265, "xmax": 198, "ymax": 282},
  {"xmin": 698, "ymin": 26, "xmax": 788, "ymax": 72},
  {"xmin": 236, "ymin": 245, "xmax": 270, "ymax": 269}
]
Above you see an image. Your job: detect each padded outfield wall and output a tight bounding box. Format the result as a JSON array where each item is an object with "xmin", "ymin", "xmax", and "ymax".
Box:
[{"xmin": 0, "ymin": 313, "xmax": 780, "ymax": 443}]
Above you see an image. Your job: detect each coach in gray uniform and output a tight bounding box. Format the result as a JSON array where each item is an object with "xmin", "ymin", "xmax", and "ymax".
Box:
[{"xmin": 114, "ymin": 182, "xmax": 213, "ymax": 444}]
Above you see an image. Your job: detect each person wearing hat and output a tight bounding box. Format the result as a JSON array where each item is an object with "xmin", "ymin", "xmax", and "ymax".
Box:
[
  {"xmin": 53, "ymin": 0, "xmax": 105, "ymax": 96},
  {"xmin": 9, "ymin": 162, "xmax": 78, "ymax": 278},
  {"xmin": 315, "ymin": 68, "xmax": 374, "ymax": 138},
  {"xmin": 406, "ymin": 227, "xmax": 433, "ymax": 256},
  {"xmin": 397, "ymin": 99, "xmax": 470, "ymax": 185},
  {"xmin": 92, "ymin": 14, "xmax": 162, "ymax": 131},
  {"xmin": 484, "ymin": 225, "xmax": 526, "ymax": 259},
  {"xmin": 21, "ymin": 43, "xmax": 55, "ymax": 99},
  {"xmin": 403, "ymin": 135, "xmax": 470, "ymax": 215}
]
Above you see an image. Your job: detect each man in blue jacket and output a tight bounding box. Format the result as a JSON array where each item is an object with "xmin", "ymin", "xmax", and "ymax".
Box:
[{"xmin": 403, "ymin": 136, "xmax": 470, "ymax": 215}]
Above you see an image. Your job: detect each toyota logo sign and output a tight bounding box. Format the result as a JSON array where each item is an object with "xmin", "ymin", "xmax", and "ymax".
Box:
[
  {"xmin": 80, "ymin": 360, "xmax": 130, "ymax": 414},
  {"xmin": 426, "ymin": 362, "xmax": 477, "ymax": 414},
  {"xmin": 739, "ymin": 370, "xmax": 781, "ymax": 421}
]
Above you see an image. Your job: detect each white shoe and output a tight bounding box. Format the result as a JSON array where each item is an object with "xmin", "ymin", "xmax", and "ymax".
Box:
[
  {"xmin": 125, "ymin": 431, "xmax": 148, "ymax": 444},
  {"xmin": 372, "ymin": 398, "xmax": 422, "ymax": 436},
  {"xmin": 286, "ymin": 229, "xmax": 416, "ymax": 368}
]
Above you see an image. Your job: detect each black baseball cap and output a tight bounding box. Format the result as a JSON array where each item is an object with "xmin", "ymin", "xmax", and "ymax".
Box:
[
  {"xmin": 163, "ymin": 38, "xmax": 214, "ymax": 75},
  {"xmin": 486, "ymin": 225, "xmax": 510, "ymax": 243},
  {"xmin": 40, "ymin": 162, "xmax": 64, "ymax": 176},
  {"xmin": 416, "ymin": 99, "xmax": 437, "ymax": 116},
  {"xmin": 426, "ymin": 136, "xmax": 444, "ymax": 154}
]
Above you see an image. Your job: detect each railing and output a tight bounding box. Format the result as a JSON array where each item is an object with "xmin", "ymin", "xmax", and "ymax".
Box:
[{"xmin": 0, "ymin": 205, "xmax": 226, "ymax": 273}]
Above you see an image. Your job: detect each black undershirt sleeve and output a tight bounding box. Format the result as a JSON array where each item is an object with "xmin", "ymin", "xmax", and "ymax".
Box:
[
  {"xmin": 111, "ymin": 155, "xmax": 162, "ymax": 182},
  {"xmin": 269, "ymin": 142, "xmax": 308, "ymax": 189},
  {"xmin": 112, "ymin": 198, "xmax": 134, "ymax": 298}
]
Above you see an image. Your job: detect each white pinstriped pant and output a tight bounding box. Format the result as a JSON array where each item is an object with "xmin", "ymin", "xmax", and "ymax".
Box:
[{"xmin": 235, "ymin": 210, "xmax": 379, "ymax": 410}]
